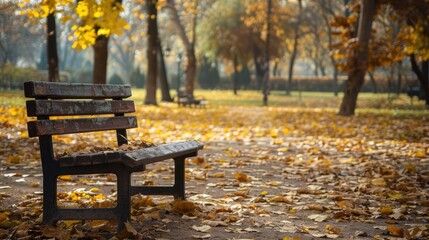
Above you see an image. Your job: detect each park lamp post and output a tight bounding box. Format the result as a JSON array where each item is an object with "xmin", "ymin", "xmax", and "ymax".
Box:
[{"xmin": 176, "ymin": 53, "xmax": 182, "ymax": 96}]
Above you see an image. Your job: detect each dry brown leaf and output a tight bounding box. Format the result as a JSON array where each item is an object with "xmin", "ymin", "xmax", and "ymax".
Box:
[
  {"xmin": 192, "ymin": 225, "xmax": 211, "ymax": 233},
  {"xmin": 387, "ymin": 225, "xmax": 404, "ymax": 237},
  {"xmin": 42, "ymin": 225, "xmax": 71, "ymax": 240},
  {"xmin": 172, "ymin": 199, "xmax": 197, "ymax": 214},
  {"xmin": 234, "ymin": 172, "xmax": 250, "ymax": 182},
  {"xmin": 308, "ymin": 214, "xmax": 328, "ymax": 222},
  {"xmin": 202, "ymin": 220, "xmax": 228, "ymax": 227}
]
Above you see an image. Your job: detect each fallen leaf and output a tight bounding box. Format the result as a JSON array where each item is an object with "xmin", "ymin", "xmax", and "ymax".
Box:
[
  {"xmin": 202, "ymin": 220, "xmax": 228, "ymax": 227},
  {"xmin": 234, "ymin": 172, "xmax": 250, "ymax": 182},
  {"xmin": 192, "ymin": 225, "xmax": 211, "ymax": 233},
  {"xmin": 192, "ymin": 234, "xmax": 211, "ymax": 239},
  {"xmin": 387, "ymin": 225, "xmax": 404, "ymax": 237},
  {"xmin": 371, "ymin": 178, "xmax": 387, "ymax": 187},
  {"xmin": 308, "ymin": 214, "xmax": 328, "ymax": 222}
]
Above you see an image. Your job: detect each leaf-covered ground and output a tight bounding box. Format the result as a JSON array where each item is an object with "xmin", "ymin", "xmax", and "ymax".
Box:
[{"xmin": 0, "ymin": 100, "xmax": 428, "ymax": 239}]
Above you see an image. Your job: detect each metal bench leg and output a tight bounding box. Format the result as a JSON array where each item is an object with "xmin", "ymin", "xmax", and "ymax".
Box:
[
  {"xmin": 116, "ymin": 169, "xmax": 131, "ymax": 232},
  {"xmin": 173, "ymin": 157, "xmax": 186, "ymax": 199},
  {"xmin": 42, "ymin": 172, "xmax": 57, "ymax": 225}
]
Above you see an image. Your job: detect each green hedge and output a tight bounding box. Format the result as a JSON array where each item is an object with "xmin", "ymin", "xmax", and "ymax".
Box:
[{"xmin": 0, "ymin": 65, "xmax": 46, "ymax": 89}]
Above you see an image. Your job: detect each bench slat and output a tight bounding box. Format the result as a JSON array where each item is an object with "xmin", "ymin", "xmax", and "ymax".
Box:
[
  {"xmin": 122, "ymin": 140, "xmax": 204, "ymax": 167},
  {"xmin": 26, "ymin": 100, "xmax": 135, "ymax": 116},
  {"xmin": 24, "ymin": 81, "xmax": 131, "ymax": 99},
  {"xmin": 59, "ymin": 151, "xmax": 122, "ymax": 167},
  {"xmin": 27, "ymin": 116, "xmax": 137, "ymax": 137}
]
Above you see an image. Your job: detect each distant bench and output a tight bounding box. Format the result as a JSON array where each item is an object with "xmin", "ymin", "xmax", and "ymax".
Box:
[
  {"xmin": 176, "ymin": 91, "xmax": 207, "ymax": 107},
  {"xmin": 24, "ymin": 81, "xmax": 203, "ymax": 231},
  {"xmin": 406, "ymin": 86, "xmax": 425, "ymax": 100}
]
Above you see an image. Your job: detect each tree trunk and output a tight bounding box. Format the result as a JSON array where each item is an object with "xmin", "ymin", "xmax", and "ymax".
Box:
[
  {"xmin": 320, "ymin": 2, "xmax": 339, "ymax": 96},
  {"xmin": 396, "ymin": 61, "xmax": 402, "ymax": 95},
  {"xmin": 167, "ymin": 0, "xmax": 197, "ymax": 95},
  {"xmin": 410, "ymin": 54, "xmax": 429, "ymax": 107},
  {"xmin": 338, "ymin": 0, "xmax": 376, "ymax": 116},
  {"xmin": 368, "ymin": 72, "xmax": 377, "ymax": 93},
  {"xmin": 332, "ymin": 63, "xmax": 339, "ymax": 96},
  {"xmin": 92, "ymin": 36, "xmax": 108, "ymax": 84},
  {"xmin": 286, "ymin": 0, "xmax": 302, "ymax": 96},
  {"xmin": 47, "ymin": 13, "xmax": 59, "ymax": 82},
  {"xmin": 253, "ymin": 54, "xmax": 265, "ymax": 90},
  {"xmin": 144, "ymin": 0, "xmax": 158, "ymax": 105},
  {"xmin": 263, "ymin": 0, "xmax": 272, "ymax": 106},
  {"xmin": 233, "ymin": 54, "xmax": 238, "ymax": 95},
  {"xmin": 272, "ymin": 60, "xmax": 279, "ymax": 76},
  {"xmin": 184, "ymin": 47, "xmax": 197, "ymax": 94},
  {"xmin": 157, "ymin": 39, "xmax": 173, "ymax": 102}
]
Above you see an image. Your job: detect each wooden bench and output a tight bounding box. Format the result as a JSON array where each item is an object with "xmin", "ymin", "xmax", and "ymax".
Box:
[
  {"xmin": 24, "ymin": 81, "xmax": 203, "ymax": 231},
  {"xmin": 176, "ymin": 91, "xmax": 207, "ymax": 107}
]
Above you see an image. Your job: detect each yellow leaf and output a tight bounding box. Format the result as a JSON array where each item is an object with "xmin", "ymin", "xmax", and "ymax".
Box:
[
  {"xmin": 404, "ymin": 163, "xmax": 416, "ymax": 173},
  {"xmin": 31, "ymin": 182, "xmax": 40, "ymax": 187},
  {"xmin": 58, "ymin": 175, "xmax": 72, "ymax": 181},
  {"xmin": 380, "ymin": 205, "xmax": 393, "ymax": 215},
  {"xmin": 90, "ymin": 187, "xmax": 100, "ymax": 193},
  {"xmin": 415, "ymin": 149, "xmax": 425, "ymax": 158},
  {"xmin": 277, "ymin": 147, "xmax": 289, "ymax": 152},
  {"xmin": 94, "ymin": 194, "xmax": 106, "ymax": 199},
  {"xmin": 260, "ymin": 191, "xmax": 268, "ymax": 196},
  {"xmin": 371, "ymin": 178, "xmax": 387, "ymax": 187},
  {"xmin": 387, "ymin": 193, "xmax": 403, "ymax": 200}
]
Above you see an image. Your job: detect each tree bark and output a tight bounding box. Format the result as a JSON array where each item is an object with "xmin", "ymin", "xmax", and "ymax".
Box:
[
  {"xmin": 338, "ymin": 0, "xmax": 376, "ymax": 116},
  {"xmin": 396, "ymin": 61, "xmax": 402, "ymax": 95},
  {"xmin": 47, "ymin": 13, "xmax": 59, "ymax": 82},
  {"xmin": 410, "ymin": 54, "xmax": 429, "ymax": 107},
  {"xmin": 92, "ymin": 36, "xmax": 108, "ymax": 84},
  {"xmin": 157, "ymin": 39, "xmax": 173, "ymax": 102},
  {"xmin": 368, "ymin": 72, "xmax": 377, "ymax": 93},
  {"xmin": 319, "ymin": 1, "xmax": 339, "ymax": 96},
  {"xmin": 253, "ymin": 46, "xmax": 264, "ymax": 90},
  {"xmin": 145, "ymin": 0, "xmax": 158, "ymax": 105},
  {"xmin": 286, "ymin": 0, "xmax": 302, "ymax": 96},
  {"xmin": 167, "ymin": 0, "xmax": 197, "ymax": 95},
  {"xmin": 233, "ymin": 54, "xmax": 238, "ymax": 95},
  {"xmin": 263, "ymin": 0, "xmax": 272, "ymax": 106}
]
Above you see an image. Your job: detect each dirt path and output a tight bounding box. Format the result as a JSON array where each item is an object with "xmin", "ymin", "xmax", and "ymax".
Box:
[{"xmin": 1, "ymin": 137, "xmax": 428, "ymax": 239}]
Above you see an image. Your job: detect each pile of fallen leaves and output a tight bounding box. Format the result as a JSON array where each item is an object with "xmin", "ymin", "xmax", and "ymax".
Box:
[
  {"xmin": 0, "ymin": 103, "xmax": 428, "ymax": 239},
  {"xmin": 56, "ymin": 140, "xmax": 156, "ymax": 158}
]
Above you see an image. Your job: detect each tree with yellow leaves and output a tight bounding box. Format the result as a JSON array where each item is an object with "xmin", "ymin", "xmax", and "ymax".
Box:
[
  {"xmin": 19, "ymin": 0, "xmax": 129, "ymax": 84},
  {"xmin": 332, "ymin": 0, "xmax": 429, "ymax": 115}
]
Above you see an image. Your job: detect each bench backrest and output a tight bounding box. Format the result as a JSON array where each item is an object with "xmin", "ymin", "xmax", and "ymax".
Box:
[{"xmin": 25, "ymin": 81, "xmax": 137, "ymax": 148}]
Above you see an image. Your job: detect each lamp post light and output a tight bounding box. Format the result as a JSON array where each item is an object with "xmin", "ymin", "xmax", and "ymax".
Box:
[{"xmin": 176, "ymin": 53, "xmax": 182, "ymax": 95}]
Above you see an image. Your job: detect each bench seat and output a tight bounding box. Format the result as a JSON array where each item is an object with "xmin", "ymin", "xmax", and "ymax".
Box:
[{"xmin": 58, "ymin": 140, "xmax": 203, "ymax": 168}]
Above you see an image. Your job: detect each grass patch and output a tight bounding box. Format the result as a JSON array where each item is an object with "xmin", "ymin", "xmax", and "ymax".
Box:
[{"xmin": 2, "ymin": 88, "xmax": 428, "ymax": 117}]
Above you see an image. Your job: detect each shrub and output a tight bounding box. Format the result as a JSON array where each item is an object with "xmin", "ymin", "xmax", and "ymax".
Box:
[
  {"xmin": 109, "ymin": 73, "xmax": 124, "ymax": 85},
  {"xmin": 0, "ymin": 65, "xmax": 46, "ymax": 90},
  {"xmin": 130, "ymin": 67, "xmax": 145, "ymax": 88}
]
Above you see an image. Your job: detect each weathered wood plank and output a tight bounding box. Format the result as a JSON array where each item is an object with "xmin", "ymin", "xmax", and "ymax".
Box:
[
  {"xmin": 122, "ymin": 140, "xmax": 204, "ymax": 168},
  {"xmin": 24, "ymin": 81, "xmax": 131, "ymax": 99},
  {"xmin": 26, "ymin": 100, "xmax": 135, "ymax": 116},
  {"xmin": 58, "ymin": 151, "xmax": 122, "ymax": 167},
  {"xmin": 27, "ymin": 116, "xmax": 137, "ymax": 137}
]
